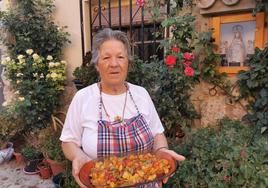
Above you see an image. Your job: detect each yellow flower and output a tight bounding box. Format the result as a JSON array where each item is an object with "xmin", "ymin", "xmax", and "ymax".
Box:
[
  {"xmin": 49, "ymin": 62, "xmax": 55, "ymax": 67},
  {"xmin": 32, "ymin": 53, "xmax": 40, "ymax": 60},
  {"xmin": 17, "ymin": 54, "xmax": 24, "ymax": 60},
  {"xmin": 18, "ymin": 97, "xmax": 25, "ymax": 101},
  {"xmin": 26, "ymin": 49, "xmax": 34, "ymax": 55},
  {"xmin": 6, "ymin": 57, "xmax": 11, "ymax": 61},
  {"xmin": 51, "ymin": 72, "xmax": 58, "ymax": 78},
  {"xmin": 54, "ymin": 62, "xmax": 60, "ymax": 67},
  {"xmin": 47, "ymin": 55, "xmax": 53, "ymax": 61}
]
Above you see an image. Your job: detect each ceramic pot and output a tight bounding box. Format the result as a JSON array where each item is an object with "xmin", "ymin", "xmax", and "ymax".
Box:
[
  {"xmin": 13, "ymin": 151, "xmax": 23, "ymax": 163},
  {"xmin": 0, "ymin": 142, "xmax": 14, "ymax": 164},
  {"xmin": 47, "ymin": 158, "xmax": 64, "ymax": 176},
  {"xmin": 38, "ymin": 161, "xmax": 52, "ymax": 179}
]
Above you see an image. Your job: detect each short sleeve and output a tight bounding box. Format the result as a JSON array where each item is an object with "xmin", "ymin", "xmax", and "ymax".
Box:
[
  {"xmin": 60, "ymin": 92, "xmax": 83, "ymax": 147},
  {"xmin": 144, "ymin": 90, "xmax": 165, "ymax": 136}
]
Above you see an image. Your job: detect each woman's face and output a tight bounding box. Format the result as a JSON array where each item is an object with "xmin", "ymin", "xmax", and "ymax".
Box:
[{"xmin": 96, "ymin": 39, "xmax": 129, "ymax": 88}]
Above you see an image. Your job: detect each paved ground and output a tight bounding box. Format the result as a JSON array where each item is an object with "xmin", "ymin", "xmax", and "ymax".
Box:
[{"xmin": 0, "ymin": 160, "xmax": 55, "ymax": 188}]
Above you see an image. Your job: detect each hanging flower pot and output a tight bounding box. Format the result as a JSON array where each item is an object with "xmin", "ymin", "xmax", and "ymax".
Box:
[{"xmin": 37, "ymin": 161, "xmax": 52, "ymax": 179}]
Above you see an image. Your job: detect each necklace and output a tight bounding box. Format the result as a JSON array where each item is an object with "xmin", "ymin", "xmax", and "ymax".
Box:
[{"xmin": 99, "ymin": 83, "xmax": 128, "ymax": 125}]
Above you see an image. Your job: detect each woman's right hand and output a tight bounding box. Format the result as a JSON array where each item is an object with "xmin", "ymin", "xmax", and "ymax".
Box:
[{"xmin": 72, "ymin": 154, "xmax": 91, "ymax": 188}]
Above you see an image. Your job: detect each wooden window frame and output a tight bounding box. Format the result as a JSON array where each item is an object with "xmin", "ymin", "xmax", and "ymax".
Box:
[{"xmin": 211, "ymin": 12, "xmax": 265, "ymax": 74}]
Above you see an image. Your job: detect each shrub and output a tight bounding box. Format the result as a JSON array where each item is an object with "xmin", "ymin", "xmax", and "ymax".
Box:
[
  {"xmin": 0, "ymin": 0, "xmax": 69, "ymax": 131},
  {"xmin": 1, "ymin": 51, "xmax": 66, "ymax": 131},
  {"xmin": 73, "ymin": 51, "xmax": 98, "ymax": 88},
  {"xmin": 0, "ymin": 0, "xmax": 69, "ymax": 59},
  {"xmin": 0, "ymin": 107, "xmax": 23, "ymax": 142},
  {"xmin": 21, "ymin": 145, "xmax": 43, "ymax": 161},
  {"xmin": 237, "ymin": 45, "xmax": 268, "ymax": 134},
  {"xmin": 165, "ymin": 118, "xmax": 268, "ymax": 188},
  {"xmin": 44, "ymin": 132, "xmax": 65, "ymax": 162}
]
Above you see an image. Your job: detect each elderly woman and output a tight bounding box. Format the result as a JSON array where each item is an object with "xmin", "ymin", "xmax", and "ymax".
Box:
[{"xmin": 60, "ymin": 28, "xmax": 185, "ymax": 187}]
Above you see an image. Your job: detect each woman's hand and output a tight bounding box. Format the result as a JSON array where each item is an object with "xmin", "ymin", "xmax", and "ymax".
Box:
[
  {"xmin": 157, "ymin": 148, "xmax": 185, "ymax": 184},
  {"xmin": 72, "ymin": 154, "xmax": 91, "ymax": 188}
]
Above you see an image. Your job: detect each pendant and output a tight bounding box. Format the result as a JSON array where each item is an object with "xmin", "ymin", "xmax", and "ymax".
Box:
[{"xmin": 114, "ymin": 115, "xmax": 122, "ymax": 122}]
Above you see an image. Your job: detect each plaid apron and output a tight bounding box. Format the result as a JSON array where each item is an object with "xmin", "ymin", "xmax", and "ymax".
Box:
[{"xmin": 97, "ymin": 84, "xmax": 161, "ymax": 188}]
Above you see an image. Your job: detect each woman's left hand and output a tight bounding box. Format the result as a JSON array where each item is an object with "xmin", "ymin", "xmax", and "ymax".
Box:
[{"xmin": 157, "ymin": 148, "xmax": 185, "ymax": 184}]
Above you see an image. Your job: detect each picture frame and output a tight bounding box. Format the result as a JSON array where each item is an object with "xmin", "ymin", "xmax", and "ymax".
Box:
[{"xmin": 210, "ymin": 12, "xmax": 265, "ymax": 74}]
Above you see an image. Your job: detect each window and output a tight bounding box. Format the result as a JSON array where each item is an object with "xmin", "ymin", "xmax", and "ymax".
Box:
[{"xmin": 132, "ymin": 24, "xmax": 164, "ymax": 61}]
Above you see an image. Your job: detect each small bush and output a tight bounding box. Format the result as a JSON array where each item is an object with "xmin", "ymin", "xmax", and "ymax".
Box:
[{"xmin": 165, "ymin": 118, "xmax": 268, "ymax": 188}]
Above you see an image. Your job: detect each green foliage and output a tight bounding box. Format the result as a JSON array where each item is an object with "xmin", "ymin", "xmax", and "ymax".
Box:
[
  {"xmin": 21, "ymin": 145, "xmax": 43, "ymax": 161},
  {"xmin": 0, "ymin": 0, "xmax": 69, "ymax": 131},
  {"xmin": 253, "ymin": 0, "xmax": 268, "ymax": 15},
  {"xmin": 62, "ymin": 160, "xmax": 80, "ymax": 188},
  {"xmin": 0, "ymin": 107, "xmax": 23, "ymax": 142},
  {"xmin": 237, "ymin": 45, "xmax": 268, "ymax": 134},
  {"xmin": 1, "ymin": 51, "xmax": 67, "ymax": 131},
  {"xmin": 44, "ymin": 132, "xmax": 65, "ymax": 162},
  {"xmin": 73, "ymin": 51, "xmax": 99, "ymax": 88},
  {"xmin": 165, "ymin": 119, "xmax": 268, "ymax": 188},
  {"xmin": 0, "ymin": 0, "xmax": 70, "ymax": 59}
]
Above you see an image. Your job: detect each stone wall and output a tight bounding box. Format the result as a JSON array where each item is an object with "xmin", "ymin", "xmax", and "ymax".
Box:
[{"xmin": 190, "ymin": 80, "xmax": 247, "ymax": 127}]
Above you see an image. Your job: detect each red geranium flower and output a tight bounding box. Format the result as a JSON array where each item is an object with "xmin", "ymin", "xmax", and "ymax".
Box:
[
  {"xmin": 183, "ymin": 61, "xmax": 192, "ymax": 66},
  {"xmin": 183, "ymin": 52, "xmax": 195, "ymax": 61},
  {"xmin": 172, "ymin": 47, "xmax": 180, "ymax": 53},
  {"xmin": 184, "ymin": 66, "xmax": 195, "ymax": 77},
  {"xmin": 165, "ymin": 55, "xmax": 177, "ymax": 67},
  {"xmin": 136, "ymin": 0, "xmax": 145, "ymax": 7}
]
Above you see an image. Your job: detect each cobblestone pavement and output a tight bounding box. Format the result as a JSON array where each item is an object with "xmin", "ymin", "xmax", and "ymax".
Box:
[{"xmin": 0, "ymin": 160, "xmax": 55, "ymax": 188}]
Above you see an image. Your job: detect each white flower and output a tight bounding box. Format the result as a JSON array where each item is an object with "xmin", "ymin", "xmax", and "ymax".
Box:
[
  {"xmin": 51, "ymin": 72, "xmax": 58, "ymax": 78},
  {"xmin": 32, "ymin": 53, "xmax": 40, "ymax": 60},
  {"xmin": 54, "ymin": 62, "xmax": 60, "ymax": 67},
  {"xmin": 5, "ymin": 57, "xmax": 11, "ymax": 61},
  {"xmin": 17, "ymin": 54, "xmax": 24, "ymax": 60},
  {"xmin": 18, "ymin": 97, "xmax": 25, "ymax": 101},
  {"xmin": 33, "ymin": 73, "xmax": 38, "ymax": 77},
  {"xmin": 16, "ymin": 80, "xmax": 21, "ymax": 84},
  {"xmin": 40, "ymin": 73, "xmax": 44, "ymax": 78},
  {"xmin": 26, "ymin": 49, "xmax": 34, "ymax": 55},
  {"xmin": 14, "ymin": 90, "xmax": 20, "ymax": 95},
  {"xmin": 1, "ymin": 60, "xmax": 7, "ymax": 65},
  {"xmin": 2, "ymin": 101, "xmax": 8, "ymax": 106},
  {"xmin": 49, "ymin": 62, "xmax": 55, "ymax": 68},
  {"xmin": 16, "ymin": 73, "xmax": 23, "ymax": 77},
  {"xmin": 47, "ymin": 55, "xmax": 53, "ymax": 61}
]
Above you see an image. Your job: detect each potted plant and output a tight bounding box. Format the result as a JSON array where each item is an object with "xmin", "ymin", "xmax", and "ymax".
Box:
[
  {"xmin": 44, "ymin": 132, "xmax": 65, "ymax": 176},
  {"xmin": 0, "ymin": 141, "xmax": 14, "ymax": 164},
  {"xmin": 0, "ymin": 108, "xmax": 23, "ymax": 164},
  {"xmin": 37, "ymin": 160, "xmax": 52, "ymax": 179},
  {"xmin": 73, "ymin": 51, "xmax": 99, "ymax": 90},
  {"xmin": 21, "ymin": 146, "xmax": 44, "ymax": 175}
]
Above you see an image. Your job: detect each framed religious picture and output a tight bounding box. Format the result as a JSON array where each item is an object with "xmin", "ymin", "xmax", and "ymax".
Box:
[{"xmin": 210, "ymin": 12, "xmax": 265, "ymax": 74}]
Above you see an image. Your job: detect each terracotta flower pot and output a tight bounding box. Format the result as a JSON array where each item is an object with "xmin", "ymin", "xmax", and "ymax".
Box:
[
  {"xmin": 47, "ymin": 158, "xmax": 64, "ymax": 176},
  {"xmin": 13, "ymin": 151, "xmax": 23, "ymax": 163},
  {"xmin": 38, "ymin": 161, "xmax": 52, "ymax": 179}
]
